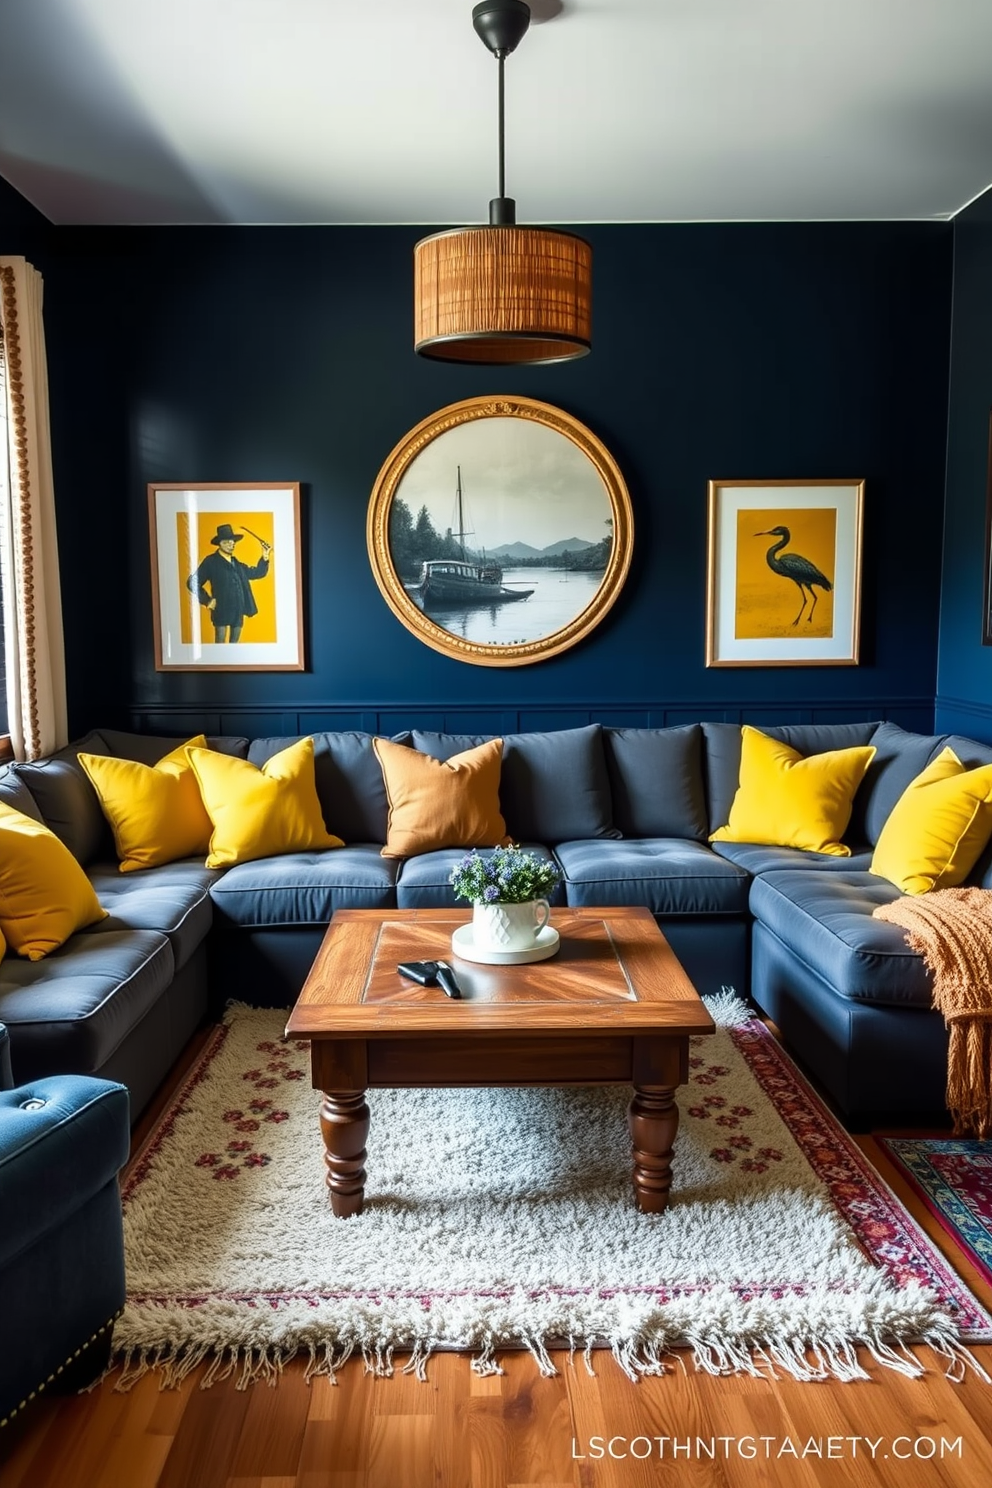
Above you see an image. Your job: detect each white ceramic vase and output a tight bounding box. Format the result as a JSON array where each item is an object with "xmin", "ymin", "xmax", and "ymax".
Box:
[{"xmin": 472, "ymin": 898, "xmax": 551, "ymax": 953}]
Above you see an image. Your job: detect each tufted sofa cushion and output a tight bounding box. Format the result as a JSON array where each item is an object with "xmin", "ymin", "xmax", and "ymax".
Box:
[
  {"xmin": 710, "ymin": 842, "xmax": 874, "ymax": 876},
  {"xmin": 86, "ymin": 860, "xmax": 216, "ymax": 969},
  {"xmin": 395, "ymin": 844, "xmax": 564, "ymax": 910},
  {"xmin": 0, "ymin": 930, "xmax": 174, "ymax": 1079},
  {"xmin": 555, "ymin": 839, "xmax": 751, "ymax": 916},
  {"xmin": 748, "ymin": 869, "xmax": 933, "ymax": 1006},
  {"xmin": 208, "ymin": 846, "xmax": 399, "ymax": 928}
]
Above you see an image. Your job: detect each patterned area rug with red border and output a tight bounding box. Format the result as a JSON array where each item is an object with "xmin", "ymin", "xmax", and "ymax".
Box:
[
  {"xmin": 112, "ymin": 997, "xmax": 992, "ymax": 1389},
  {"xmin": 879, "ymin": 1137, "xmax": 992, "ymax": 1290}
]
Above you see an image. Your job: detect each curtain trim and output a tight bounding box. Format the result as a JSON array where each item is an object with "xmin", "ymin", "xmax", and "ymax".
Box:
[{"xmin": 1, "ymin": 262, "xmax": 45, "ymax": 759}]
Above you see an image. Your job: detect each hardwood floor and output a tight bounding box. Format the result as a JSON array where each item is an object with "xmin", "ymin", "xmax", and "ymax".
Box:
[{"xmin": 3, "ymin": 1033, "xmax": 992, "ymax": 1488}]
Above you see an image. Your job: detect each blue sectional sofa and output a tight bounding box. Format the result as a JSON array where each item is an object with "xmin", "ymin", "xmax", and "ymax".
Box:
[{"xmin": 0, "ymin": 718, "xmax": 984, "ymax": 1127}]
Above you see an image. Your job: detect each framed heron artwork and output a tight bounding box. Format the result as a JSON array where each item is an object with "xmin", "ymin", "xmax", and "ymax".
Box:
[{"xmin": 705, "ymin": 479, "xmax": 865, "ymax": 667}]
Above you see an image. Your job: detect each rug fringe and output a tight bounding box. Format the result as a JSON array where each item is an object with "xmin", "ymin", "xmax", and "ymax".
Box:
[
  {"xmin": 924, "ymin": 1329, "xmax": 992, "ymax": 1384},
  {"xmin": 108, "ymin": 1323, "xmax": 990, "ymax": 1391},
  {"xmin": 401, "ymin": 1340, "xmax": 434, "ymax": 1381},
  {"xmin": 469, "ymin": 1339, "xmax": 505, "ymax": 1377},
  {"xmin": 522, "ymin": 1333, "xmax": 558, "ymax": 1377},
  {"xmin": 703, "ymin": 986, "xmax": 753, "ymax": 1027}
]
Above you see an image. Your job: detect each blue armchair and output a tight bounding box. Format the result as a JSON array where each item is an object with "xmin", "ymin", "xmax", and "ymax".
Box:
[{"xmin": 0, "ymin": 1022, "xmax": 130, "ymax": 1428}]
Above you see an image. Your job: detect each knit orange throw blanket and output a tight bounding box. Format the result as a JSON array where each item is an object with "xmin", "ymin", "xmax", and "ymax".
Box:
[{"xmin": 873, "ymin": 886, "xmax": 992, "ymax": 1138}]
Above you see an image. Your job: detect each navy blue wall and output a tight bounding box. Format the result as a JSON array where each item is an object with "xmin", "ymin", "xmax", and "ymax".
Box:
[
  {"xmin": 0, "ymin": 172, "xmax": 51, "ymax": 249},
  {"xmin": 2, "ymin": 195, "xmax": 954, "ymax": 739},
  {"xmin": 937, "ymin": 184, "xmax": 992, "ymax": 742}
]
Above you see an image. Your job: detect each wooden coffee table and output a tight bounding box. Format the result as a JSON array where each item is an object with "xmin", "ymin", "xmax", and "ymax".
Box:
[{"xmin": 285, "ymin": 906, "xmax": 715, "ymax": 1218}]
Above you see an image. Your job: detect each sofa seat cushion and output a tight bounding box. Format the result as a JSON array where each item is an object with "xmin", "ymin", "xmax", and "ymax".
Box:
[
  {"xmin": 748, "ymin": 869, "xmax": 933, "ymax": 1007},
  {"xmin": 554, "ymin": 840, "xmax": 751, "ymax": 916},
  {"xmin": 0, "ymin": 929, "xmax": 174, "ymax": 1079},
  {"xmin": 208, "ymin": 847, "xmax": 398, "ymax": 928},
  {"xmin": 396, "ymin": 845, "xmax": 564, "ymax": 910},
  {"xmin": 710, "ymin": 841, "xmax": 874, "ymax": 875},
  {"xmin": 86, "ymin": 860, "xmax": 215, "ymax": 970}
]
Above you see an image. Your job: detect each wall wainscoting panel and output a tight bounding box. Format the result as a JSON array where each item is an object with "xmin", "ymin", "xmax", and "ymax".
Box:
[
  {"xmin": 934, "ymin": 695, "xmax": 992, "ymax": 743},
  {"xmin": 126, "ymin": 697, "xmax": 936, "ymax": 742}
]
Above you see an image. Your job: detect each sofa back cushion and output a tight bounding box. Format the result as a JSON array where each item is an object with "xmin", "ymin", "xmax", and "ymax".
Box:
[
  {"xmin": 411, "ymin": 724, "xmax": 616, "ymax": 843},
  {"xmin": 847, "ymin": 721, "xmax": 948, "ymax": 847},
  {"xmin": 0, "ymin": 763, "xmax": 43, "ymax": 824},
  {"xmin": 702, "ymin": 721, "xmax": 879, "ymax": 838},
  {"xmin": 940, "ymin": 736, "xmax": 992, "ymax": 888},
  {"xmin": 603, "ymin": 725, "xmax": 707, "ymax": 840},
  {"xmin": 247, "ymin": 732, "xmax": 391, "ymax": 843},
  {"xmin": 95, "ymin": 728, "xmax": 250, "ymax": 765},
  {"xmin": 14, "ymin": 731, "xmax": 114, "ymax": 864},
  {"xmin": 13, "ymin": 730, "xmax": 250, "ymax": 866}
]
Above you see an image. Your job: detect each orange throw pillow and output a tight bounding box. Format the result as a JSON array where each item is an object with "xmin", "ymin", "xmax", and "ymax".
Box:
[{"xmin": 373, "ymin": 738, "xmax": 510, "ymax": 859}]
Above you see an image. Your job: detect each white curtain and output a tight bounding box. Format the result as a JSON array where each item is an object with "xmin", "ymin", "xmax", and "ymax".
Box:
[{"xmin": 0, "ymin": 255, "xmax": 68, "ymax": 760}]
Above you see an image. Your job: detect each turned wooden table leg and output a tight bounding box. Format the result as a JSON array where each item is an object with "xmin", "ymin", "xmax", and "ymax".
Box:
[
  {"xmin": 320, "ymin": 1090, "xmax": 369, "ymax": 1217},
  {"xmin": 628, "ymin": 1084, "xmax": 679, "ymax": 1213}
]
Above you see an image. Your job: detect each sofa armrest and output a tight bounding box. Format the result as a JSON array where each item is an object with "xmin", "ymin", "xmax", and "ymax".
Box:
[
  {"xmin": 0, "ymin": 1025, "xmax": 11, "ymax": 1091},
  {"xmin": 0, "ymin": 1075, "xmax": 130, "ymax": 1266}
]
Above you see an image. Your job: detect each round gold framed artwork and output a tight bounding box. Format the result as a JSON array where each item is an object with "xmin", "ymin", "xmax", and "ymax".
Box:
[{"xmin": 366, "ymin": 396, "xmax": 634, "ymax": 667}]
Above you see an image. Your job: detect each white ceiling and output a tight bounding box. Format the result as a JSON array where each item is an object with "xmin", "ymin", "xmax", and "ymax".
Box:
[{"xmin": 3, "ymin": 0, "xmax": 992, "ymax": 227}]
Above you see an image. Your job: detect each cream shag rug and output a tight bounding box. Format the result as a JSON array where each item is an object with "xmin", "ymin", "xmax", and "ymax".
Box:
[{"xmin": 114, "ymin": 994, "xmax": 991, "ymax": 1388}]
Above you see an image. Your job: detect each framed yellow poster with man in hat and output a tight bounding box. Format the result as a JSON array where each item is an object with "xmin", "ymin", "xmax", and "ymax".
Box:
[{"xmin": 148, "ymin": 483, "xmax": 303, "ymax": 670}]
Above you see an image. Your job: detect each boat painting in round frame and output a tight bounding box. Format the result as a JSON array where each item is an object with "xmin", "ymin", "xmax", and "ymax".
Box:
[{"xmin": 366, "ymin": 396, "xmax": 634, "ymax": 667}]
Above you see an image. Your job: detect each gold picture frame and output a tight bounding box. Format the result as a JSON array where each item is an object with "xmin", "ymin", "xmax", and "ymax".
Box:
[
  {"xmin": 148, "ymin": 482, "xmax": 304, "ymax": 671},
  {"xmin": 706, "ymin": 479, "xmax": 865, "ymax": 667},
  {"xmin": 366, "ymin": 396, "xmax": 634, "ymax": 668}
]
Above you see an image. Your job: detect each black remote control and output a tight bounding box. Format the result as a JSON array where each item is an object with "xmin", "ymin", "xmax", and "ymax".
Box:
[
  {"xmin": 434, "ymin": 961, "xmax": 462, "ymax": 1000},
  {"xmin": 397, "ymin": 960, "xmax": 439, "ymax": 986},
  {"xmin": 396, "ymin": 959, "xmax": 463, "ymax": 999}
]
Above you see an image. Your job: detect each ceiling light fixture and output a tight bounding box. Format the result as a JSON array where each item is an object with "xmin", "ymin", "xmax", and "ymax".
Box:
[{"xmin": 414, "ymin": 0, "xmax": 591, "ymax": 365}]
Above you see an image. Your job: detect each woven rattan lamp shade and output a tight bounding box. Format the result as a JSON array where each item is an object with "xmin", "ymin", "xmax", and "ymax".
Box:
[{"xmin": 414, "ymin": 224, "xmax": 592, "ymax": 364}]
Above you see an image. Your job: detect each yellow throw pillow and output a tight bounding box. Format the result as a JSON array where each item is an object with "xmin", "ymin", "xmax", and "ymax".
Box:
[
  {"xmin": 187, "ymin": 737, "xmax": 343, "ymax": 869},
  {"xmin": 373, "ymin": 737, "xmax": 511, "ymax": 859},
  {"xmin": 0, "ymin": 803, "xmax": 108, "ymax": 960},
  {"xmin": 710, "ymin": 725, "xmax": 876, "ymax": 856},
  {"xmin": 870, "ymin": 747, "xmax": 992, "ymax": 894},
  {"xmin": 79, "ymin": 736, "xmax": 213, "ymax": 872}
]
